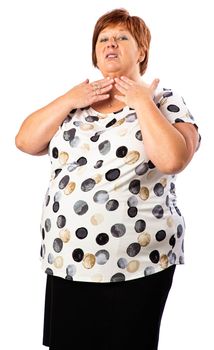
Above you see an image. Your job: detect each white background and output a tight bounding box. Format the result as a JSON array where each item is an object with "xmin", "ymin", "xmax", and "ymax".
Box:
[{"xmin": 0, "ymin": 0, "xmax": 213, "ymax": 349}]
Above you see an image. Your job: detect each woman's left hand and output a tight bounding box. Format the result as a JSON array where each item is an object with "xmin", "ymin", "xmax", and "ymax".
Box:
[{"xmin": 114, "ymin": 76, "xmax": 160, "ymax": 109}]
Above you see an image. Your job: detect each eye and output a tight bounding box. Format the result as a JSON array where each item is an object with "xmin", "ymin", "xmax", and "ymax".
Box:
[
  {"xmin": 117, "ymin": 35, "xmax": 128, "ymax": 41},
  {"xmin": 99, "ymin": 37, "xmax": 108, "ymax": 42}
]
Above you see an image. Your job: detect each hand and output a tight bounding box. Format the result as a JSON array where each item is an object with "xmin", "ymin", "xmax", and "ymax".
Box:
[
  {"xmin": 114, "ymin": 76, "xmax": 160, "ymax": 109},
  {"xmin": 64, "ymin": 77, "xmax": 114, "ymax": 109}
]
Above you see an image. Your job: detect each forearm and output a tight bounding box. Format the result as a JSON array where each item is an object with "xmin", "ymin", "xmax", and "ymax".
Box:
[
  {"xmin": 15, "ymin": 93, "xmax": 74, "ymax": 155},
  {"xmin": 135, "ymin": 98, "xmax": 188, "ymax": 174}
]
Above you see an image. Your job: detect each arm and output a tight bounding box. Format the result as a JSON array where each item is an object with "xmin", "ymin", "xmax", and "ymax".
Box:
[
  {"xmin": 15, "ymin": 78, "xmax": 114, "ymax": 155},
  {"xmin": 114, "ymin": 77, "xmax": 200, "ymax": 174},
  {"xmin": 134, "ymin": 98, "xmax": 199, "ymax": 174}
]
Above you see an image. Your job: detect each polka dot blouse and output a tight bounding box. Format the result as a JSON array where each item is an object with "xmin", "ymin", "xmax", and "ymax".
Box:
[{"xmin": 40, "ymin": 87, "xmax": 201, "ymax": 282}]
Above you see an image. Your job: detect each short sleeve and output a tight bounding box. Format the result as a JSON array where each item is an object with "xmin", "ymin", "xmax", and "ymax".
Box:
[{"xmin": 154, "ymin": 88, "xmax": 201, "ymax": 151}]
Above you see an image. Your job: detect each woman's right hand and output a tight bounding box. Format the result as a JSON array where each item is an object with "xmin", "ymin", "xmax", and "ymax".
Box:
[{"xmin": 63, "ymin": 77, "xmax": 114, "ymax": 108}]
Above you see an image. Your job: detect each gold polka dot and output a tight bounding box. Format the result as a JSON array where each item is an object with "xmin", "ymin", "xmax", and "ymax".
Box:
[
  {"xmin": 160, "ymin": 97, "xmax": 167, "ymax": 107},
  {"xmin": 80, "ymin": 123, "xmax": 94, "ymax": 130},
  {"xmin": 59, "ymin": 152, "xmax": 69, "ymax": 165},
  {"xmin": 127, "ymin": 260, "xmax": 140, "ymax": 273},
  {"xmin": 54, "ymin": 256, "xmax": 64, "ymax": 268},
  {"xmin": 160, "ymin": 254, "xmax": 169, "ymax": 268},
  {"xmin": 83, "ymin": 254, "xmax": 96, "ymax": 269},
  {"xmin": 138, "ymin": 232, "xmax": 151, "ymax": 247},
  {"xmin": 81, "ymin": 143, "xmax": 90, "ymax": 152},
  {"xmin": 91, "ymin": 274, "xmax": 103, "ymax": 282},
  {"xmin": 90, "ymin": 213, "xmax": 104, "ymax": 225},
  {"xmin": 64, "ymin": 182, "xmax": 76, "ymax": 195},
  {"xmin": 160, "ymin": 177, "xmax": 167, "ymax": 187},
  {"xmin": 124, "ymin": 151, "xmax": 140, "ymax": 164},
  {"xmin": 146, "ymin": 170, "xmax": 156, "ymax": 181},
  {"xmin": 115, "ymin": 118, "xmax": 125, "ymax": 126},
  {"xmin": 118, "ymin": 128, "xmax": 128, "ymax": 136},
  {"xmin": 93, "ymin": 174, "xmax": 102, "ymax": 184},
  {"xmin": 167, "ymin": 216, "xmax": 174, "ymax": 228},
  {"xmin": 59, "ymin": 229, "xmax": 71, "ymax": 243},
  {"xmin": 139, "ymin": 186, "xmax": 150, "ymax": 200}
]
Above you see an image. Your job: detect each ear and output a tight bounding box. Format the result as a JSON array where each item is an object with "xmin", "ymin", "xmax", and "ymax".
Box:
[{"xmin": 137, "ymin": 49, "xmax": 145, "ymax": 63}]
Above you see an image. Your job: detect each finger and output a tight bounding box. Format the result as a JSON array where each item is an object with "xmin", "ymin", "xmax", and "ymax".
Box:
[
  {"xmin": 114, "ymin": 94, "xmax": 125, "ymax": 103},
  {"xmin": 150, "ymin": 78, "xmax": 160, "ymax": 91},
  {"xmin": 92, "ymin": 77, "xmax": 114, "ymax": 89},
  {"xmin": 120, "ymin": 76, "xmax": 134, "ymax": 85},
  {"xmin": 93, "ymin": 94, "xmax": 110, "ymax": 102},
  {"xmin": 114, "ymin": 83, "xmax": 127, "ymax": 95},
  {"xmin": 114, "ymin": 77, "xmax": 129, "ymax": 90}
]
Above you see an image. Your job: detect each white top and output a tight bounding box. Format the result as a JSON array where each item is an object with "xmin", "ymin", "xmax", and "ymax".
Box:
[{"xmin": 40, "ymin": 87, "xmax": 201, "ymax": 282}]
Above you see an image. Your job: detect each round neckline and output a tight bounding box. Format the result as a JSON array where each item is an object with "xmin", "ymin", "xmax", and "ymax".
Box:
[{"xmin": 88, "ymin": 105, "xmax": 130, "ymax": 117}]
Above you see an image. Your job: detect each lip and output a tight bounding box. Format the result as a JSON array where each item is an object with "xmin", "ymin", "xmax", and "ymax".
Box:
[{"xmin": 105, "ymin": 52, "xmax": 119, "ymax": 59}]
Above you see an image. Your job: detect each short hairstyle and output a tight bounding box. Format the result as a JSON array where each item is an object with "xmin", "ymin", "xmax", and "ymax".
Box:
[{"xmin": 92, "ymin": 8, "xmax": 151, "ymax": 76}]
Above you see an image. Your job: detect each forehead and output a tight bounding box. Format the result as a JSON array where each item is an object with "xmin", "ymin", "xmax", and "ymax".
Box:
[{"xmin": 99, "ymin": 24, "xmax": 129, "ymax": 35}]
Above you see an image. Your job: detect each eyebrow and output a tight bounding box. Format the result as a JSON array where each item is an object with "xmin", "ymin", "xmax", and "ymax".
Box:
[{"xmin": 99, "ymin": 29, "xmax": 129, "ymax": 35}]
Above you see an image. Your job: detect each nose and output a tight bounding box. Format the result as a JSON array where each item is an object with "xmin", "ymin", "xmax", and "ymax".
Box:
[{"xmin": 107, "ymin": 37, "xmax": 118, "ymax": 48}]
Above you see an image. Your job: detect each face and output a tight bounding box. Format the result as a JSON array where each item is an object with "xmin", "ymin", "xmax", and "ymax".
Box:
[{"xmin": 95, "ymin": 24, "xmax": 143, "ymax": 79}]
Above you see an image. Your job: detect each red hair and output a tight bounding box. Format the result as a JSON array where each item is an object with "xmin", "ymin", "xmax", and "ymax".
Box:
[{"xmin": 92, "ymin": 8, "xmax": 151, "ymax": 75}]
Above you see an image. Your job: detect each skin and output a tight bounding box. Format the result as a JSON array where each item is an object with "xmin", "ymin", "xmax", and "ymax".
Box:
[{"xmin": 15, "ymin": 23, "xmax": 200, "ymax": 174}]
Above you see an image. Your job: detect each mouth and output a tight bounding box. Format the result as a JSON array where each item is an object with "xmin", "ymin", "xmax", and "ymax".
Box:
[{"xmin": 105, "ymin": 53, "xmax": 118, "ymax": 59}]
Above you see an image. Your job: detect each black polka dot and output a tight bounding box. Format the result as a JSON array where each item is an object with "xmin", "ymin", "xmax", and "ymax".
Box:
[
  {"xmin": 42, "ymin": 228, "xmax": 45, "ymax": 240},
  {"xmin": 129, "ymin": 179, "xmax": 141, "ymax": 194},
  {"xmin": 155, "ymin": 230, "xmax": 166, "ymax": 241},
  {"xmin": 53, "ymin": 238, "xmax": 63, "ymax": 253},
  {"xmin": 105, "ymin": 199, "xmax": 119, "ymax": 211},
  {"xmin": 163, "ymin": 91, "xmax": 173, "ymax": 98},
  {"xmin": 117, "ymin": 258, "xmax": 128, "ymax": 269},
  {"xmin": 148, "ymin": 160, "xmax": 155, "ymax": 169},
  {"xmin": 95, "ymin": 250, "xmax": 109, "ymax": 264},
  {"xmin": 63, "ymin": 128, "xmax": 76, "ymax": 141},
  {"xmin": 96, "ymin": 233, "xmax": 109, "ymax": 245},
  {"xmin": 106, "ymin": 118, "xmax": 117, "ymax": 127},
  {"xmin": 110, "ymin": 273, "xmax": 125, "ymax": 282},
  {"xmin": 126, "ymin": 243, "xmax": 141, "ymax": 257},
  {"xmin": 45, "ymin": 268, "xmax": 53, "ymax": 275},
  {"xmin": 135, "ymin": 162, "xmax": 149, "ymax": 176},
  {"xmin": 111, "ymin": 223, "xmax": 126, "ymax": 237},
  {"xmin": 116, "ymin": 146, "xmax": 128, "ymax": 158},
  {"xmin": 167, "ymin": 104, "xmax": 180, "ymax": 112},
  {"xmin": 152, "ymin": 205, "xmax": 164, "ymax": 219},
  {"xmin": 98, "ymin": 140, "xmax": 111, "ymax": 155},
  {"xmin": 149, "ymin": 250, "xmax": 160, "ymax": 263},
  {"xmin": 134, "ymin": 219, "xmax": 146, "ymax": 233},
  {"xmin": 169, "ymin": 234, "xmax": 176, "ymax": 248},
  {"xmin": 135, "ymin": 130, "xmax": 143, "ymax": 141},
  {"xmin": 54, "ymin": 169, "xmax": 62, "ymax": 178},
  {"xmin": 76, "ymin": 227, "xmax": 88, "ymax": 239},
  {"xmin": 94, "ymin": 160, "xmax": 103, "ymax": 169},
  {"xmin": 177, "ymin": 224, "xmax": 183, "ymax": 238},
  {"xmin": 77, "ymin": 157, "xmax": 87, "ymax": 166},
  {"xmin": 72, "ymin": 248, "xmax": 84, "ymax": 262},
  {"xmin": 45, "ymin": 218, "xmax": 51, "ymax": 232},
  {"xmin": 52, "ymin": 147, "xmax": 58, "ymax": 158},
  {"xmin": 46, "ymin": 195, "xmax": 50, "ymax": 206},
  {"xmin": 85, "ymin": 115, "xmax": 99, "ymax": 122},
  {"xmin": 81, "ymin": 178, "xmax": 96, "ymax": 192},
  {"xmin": 73, "ymin": 200, "xmax": 88, "ymax": 215},
  {"xmin": 93, "ymin": 190, "xmax": 109, "ymax": 204},
  {"xmin": 127, "ymin": 196, "xmax": 138, "ymax": 207},
  {"xmin": 59, "ymin": 175, "xmax": 70, "ymax": 189},
  {"xmin": 153, "ymin": 183, "xmax": 164, "ymax": 196},
  {"xmin": 56, "ymin": 215, "xmax": 66, "ymax": 228},
  {"xmin": 53, "ymin": 201, "xmax": 59, "ymax": 213},
  {"xmin": 127, "ymin": 207, "xmax": 138, "ymax": 217},
  {"xmin": 105, "ymin": 168, "xmax": 120, "ymax": 181}
]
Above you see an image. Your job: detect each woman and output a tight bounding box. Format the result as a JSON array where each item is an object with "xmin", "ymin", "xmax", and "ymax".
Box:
[{"xmin": 15, "ymin": 8, "xmax": 201, "ymax": 350}]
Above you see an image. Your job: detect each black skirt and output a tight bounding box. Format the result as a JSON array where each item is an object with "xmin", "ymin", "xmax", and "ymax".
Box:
[{"xmin": 43, "ymin": 265, "xmax": 176, "ymax": 350}]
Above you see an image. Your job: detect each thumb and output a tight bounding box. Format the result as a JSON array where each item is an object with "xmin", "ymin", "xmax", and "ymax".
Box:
[{"xmin": 150, "ymin": 78, "xmax": 160, "ymax": 91}]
